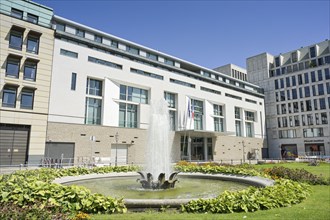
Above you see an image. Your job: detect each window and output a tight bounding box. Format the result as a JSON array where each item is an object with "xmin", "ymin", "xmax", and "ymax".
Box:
[
  {"xmin": 56, "ymin": 23, "xmax": 65, "ymax": 31},
  {"xmin": 6, "ymin": 57, "xmax": 20, "ymax": 78},
  {"xmin": 214, "ymin": 104, "xmax": 223, "ymax": 116},
  {"xmin": 146, "ymin": 52, "xmax": 157, "ymax": 61},
  {"xmin": 9, "ymin": 30, "xmax": 23, "ymax": 50},
  {"xmin": 318, "ymin": 58, "xmax": 324, "ymax": 66},
  {"xmin": 165, "ymin": 58, "xmax": 174, "ymax": 66},
  {"xmin": 126, "ymin": 46, "xmax": 139, "ymax": 55},
  {"xmin": 311, "ymin": 71, "xmax": 316, "ymax": 82},
  {"xmin": 303, "ymin": 128, "xmax": 323, "ymax": 138},
  {"xmin": 302, "ymin": 115, "xmax": 306, "ymax": 126},
  {"xmin": 120, "ymin": 85, "xmax": 148, "ymax": 104},
  {"xmin": 278, "ymin": 117, "xmax": 281, "ymax": 128},
  {"xmin": 235, "ymin": 107, "xmax": 241, "ymax": 119},
  {"xmin": 292, "ymin": 89, "xmax": 297, "ymax": 99},
  {"xmin": 325, "ymin": 68, "xmax": 330, "ymax": 80},
  {"xmin": 71, "ymin": 73, "xmax": 77, "ymax": 90},
  {"xmin": 130, "ymin": 68, "xmax": 163, "ymax": 80},
  {"xmin": 164, "ymin": 92, "xmax": 176, "ymax": 108},
  {"xmin": 111, "ymin": 40, "xmax": 118, "ymax": 48},
  {"xmin": 286, "ymin": 77, "xmax": 290, "ymax": 87},
  {"xmin": 282, "ymin": 117, "xmax": 288, "ymax": 127},
  {"xmin": 299, "ymin": 87, "xmax": 303, "ymax": 98},
  {"xmin": 298, "ymin": 74, "xmax": 303, "ymax": 85},
  {"xmin": 119, "ymin": 103, "xmax": 137, "ymax": 128},
  {"xmin": 280, "ymin": 91, "xmax": 285, "ymax": 101},
  {"xmin": 315, "ymin": 113, "xmax": 320, "ymax": 125},
  {"xmin": 235, "ymin": 121, "xmax": 242, "ymax": 136},
  {"xmin": 321, "ymin": 112, "xmax": 328, "ymax": 124},
  {"xmin": 27, "ymin": 35, "xmax": 40, "ymax": 54},
  {"xmin": 280, "ymin": 78, "xmax": 284, "ymax": 88},
  {"xmin": 2, "ymin": 86, "xmax": 17, "ymax": 108},
  {"xmin": 292, "ymin": 51, "xmax": 298, "ymax": 62},
  {"xmin": 319, "ymin": 98, "xmax": 326, "ymax": 109},
  {"xmin": 275, "ymin": 57, "xmax": 280, "ymax": 67},
  {"xmin": 314, "ymin": 99, "xmax": 318, "ymax": 110},
  {"xmin": 294, "ymin": 115, "xmax": 300, "ymax": 126},
  {"xmin": 281, "ymin": 104, "xmax": 286, "ymax": 114},
  {"xmin": 11, "ymin": 8, "xmax": 23, "ymax": 19},
  {"xmin": 170, "ymin": 78, "xmax": 195, "ymax": 88},
  {"xmin": 307, "ymin": 114, "xmax": 313, "ymax": 125},
  {"xmin": 287, "ymin": 90, "xmax": 291, "ymax": 100},
  {"xmin": 281, "ymin": 67, "xmax": 286, "ymax": 75},
  {"xmin": 169, "ymin": 110, "xmax": 176, "ymax": 130},
  {"xmin": 291, "ymin": 76, "xmax": 296, "ymax": 86},
  {"xmin": 318, "ymin": 70, "xmax": 323, "ymax": 81},
  {"xmin": 192, "ymin": 99, "xmax": 203, "ymax": 130},
  {"xmin": 301, "ymin": 101, "xmax": 304, "ymax": 112},
  {"xmin": 201, "ymin": 87, "xmax": 221, "ymax": 95},
  {"xmin": 23, "ymin": 61, "xmax": 37, "ymax": 81},
  {"xmin": 85, "ymin": 98, "xmax": 102, "ymax": 125},
  {"xmin": 310, "ymin": 46, "xmax": 316, "ymax": 58},
  {"xmin": 88, "ymin": 56, "xmax": 122, "ymax": 69},
  {"xmin": 86, "ymin": 78, "xmax": 102, "ymax": 96},
  {"xmin": 27, "ymin": 13, "xmax": 38, "ymax": 24},
  {"xmin": 304, "ymin": 86, "xmax": 310, "ymax": 97},
  {"xmin": 245, "ymin": 122, "xmax": 253, "ymax": 137},
  {"xmin": 20, "ymin": 89, "xmax": 34, "ymax": 109},
  {"xmin": 299, "ymin": 62, "xmax": 304, "ymax": 71},
  {"xmin": 245, "ymin": 111, "xmax": 255, "ymax": 121},
  {"xmin": 225, "ymin": 93, "xmax": 242, "ymax": 100},
  {"xmin": 214, "ymin": 117, "xmax": 224, "ymax": 132},
  {"xmin": 312, "ymin": 85, "xmax": 317, "ymax": 96},
  {"xmin": 304, "ymin": 72, "xmax": 309, "ymax": 83},
  {"xmin": 76, "ymin": 29, "xmax": 85, "ymax": 37},
  {"xmin": 274, "ymin": 79, "xmax": 279, "ymax": 90},
  {"xmin": 293, "ymin": 102, "xmax": 299, "ymax": 113},
  {"xmin": 94, "ymin": 35, "xmax": 102, "ymax": 43},
  {"xmin": 326, "ymin": 56, "xmax": 330, "ymax": 64},
  {"xmin": 326, "ymin": 82, "xmax": 330, "ymax": 94},
  {"xmin": 293, "ymin": 64, "xmax": 298, "ymax": 72},
  {"xmin": 60, "ymin": 49, "xmax": 78, "ymax": 58},
  {"xmin": 318, "ymin": 84, "xmax": 324, "ymax": 95}
]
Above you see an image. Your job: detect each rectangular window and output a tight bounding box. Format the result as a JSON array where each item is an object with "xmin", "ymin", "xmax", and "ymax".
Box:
[
  {"xmin": 312, "ymin": 85, "xmax": 317, "ymax": 96},
  {"xmin": 293, "ymin": 102, "xmax": 299, "ymax": 113},
  {"xmin": 281, "ymin": 67, "xmax": 286, "ymax": 75},
  {"xmin": 119, "ymin": 103, "xmax": 138, "ymax": 128},
  {"xmin": 275, "ymin": 57, "xmax": 280, "ymax": 67},
  {"xmin": 235, "ymin": 107, "xmax": 241, "ymax": 119},
  {"xmin": 304, "ymin": 72, "xmax": 309, "ymax": 83},
  {"xmin": 326, "ymin": 82, "xmax": 330, "ymax": 94},
  {"xmin": 291, "ymin": 75, "xmax": 296, "ymax": 86},
  {"xmin": 85, "ymin": 98, "xmax": 102, "ymax": 125},
  {"xmin": 245, "ymin": 122, "xmax": 253, "ymax": 137},
  {"xmin": 281, "ymin": 104, "xmax": 286, "ymax": 114},
  {"xmin": 286, "ymin": 77, "xmax": 290, "ymax": 87},
  {"xmin": 169, "ymin": 110, "xmax": 176, "ymax": 131},
  {"xmin": 88, "ymin": 56, "xmax": 122, "ymax": 69},
  {"xmin": 302, "ymin": 115, "xmax": 306, "ymax": 126},
  {"xmin": 214, "ymin": 117, "xmax": 224, "ymax": 132},
  {"xmin": 245, "ymin": 98, "xmax": 257, "ymax": 104},
  {"xmin": 299, "ymin": 87, "xmax": 303, "ymax": 98},
  {"xmin": 314, "ymin": 99, "xmax": 318, "ymax": 110},
  {"xmin": 274, "ymin": 79, "xmax": 279, "ymax": 90},
  {"xmin": 292, "ymin": 89, "xmax": 297, "ymax": 99},
  {"xmin": 318, "ymin": 58, "xmax": 324, "ymax": 66},
  {"xmin": 318, "ymin": 70, "xmax": 323, "ymax": 81},
  {"xmin": 213, "ymin": 104, "xmax": 223, "ymax": 116},
  {"xmin": 27, "ymin": 35, "xmax": 40, "ymax": 54},
  {"xmin": 282, "ymin": 116, "xmax": 288, "ymax": 127},
  {"xmin": 245, "ymin": 111, "xmax": 255, "ymax": 121},
  {"xmin": 126, "ymin": 46, "xmax": 139, "ymax": 55},
  {"xmin": 301, "ymin": 101, "xmax": 304, "ymax": 112},
  {"xmin": 318, "ymin": 84, "xmax": 324, "ymax": 95},
  {"xmin": 120, "ymin": 85, "xmax": 148, "ymax": 104},
  {"xmin": 303, "ymin": 128, "xmax": 323, "ymax": 138},
  {"xmin": 225, "ymin": 93, "xmax": 242, "ymax": 100},
  {"xmin": 27, "ymin": 13, "xmax": 38, "ymax": 24},
  {"xmin": 6, "ymin": 57, "xmax": 20, "ymax": 78},
  {"xmin": 60, "ymin": 49, "xmax": 78, "ymax": 58},
  {"xmin": 304, "ymin": 86, "xmax": 310, "ymax": 97},
  {"xmin": 164, "ymin": 92, "xmax": 176, "ymax": 108},
  {"xmin": 298, "ymin": 74, "xmax": 303, "ymax": 85},
  {"xmin": 287, "ymin": 90, "xmax": 291, "ymax": 100},
  {"xmin": 111, "ymin": 40, "xmax": 118, "ymax": 48},
  {"xmin": 23, "ymin": 61, "xmax": 37, "ymax": 81},
  {"xmin": 325, "ymin": 68, "xmax": 330, "ymax": 79},
  {"xmin": 310, "ymin": 46, "xmax": 316, "ymax": 58},
  {"xmin": 9, "ymin": 30, "xmax": 23, "ymax": 50},
  {"xmin": 292, "ymin": 51, "xmax": 298, "ymax": 63},
  {"xmin": 201, "ymin": 87, "xmax": 221, "ymax": 95},
  {"xmin": 280, "ymin": 91, "xmax": 285, "ymax": 101},
  {"xmin": 278, "ymin": 117, "xmax": 281, "ymax": 128},
  {"xmin": 306, "ymin": 100, "xmax": 312, "ymax": 111},
  {"xmin": 294, "ymin": 115, "xmax": 300, "ymax": 126},
  {"xmin": 170, "ymin": 78, "xmax": 195, "ymax": 88},
  {"xmin": 165, "ymin": 58, "xmax": 174, "ymax": 66},
  {"xmin": 86, "ymin": 78, "xmax": 102, "ymax": 96},
  {"xmin": 319, "ymin": 98, "xmax": 326, "ymax": 109},
  {"xmin": 299, "ymin": 62, "xmax": 304, "ymax": 71},
  {"xmin": 130, "ymin": 68, "xmax": 163, "ymax": 80},
  {"xmin": 146, "ymin": 52, "xmax": 157, "ymax": 61},
  {"xmin": 321, "ymin": 112, "xmax": 328, "ymax": 124},
  {"xmin": 280, "ymin": 78, "xmax": 284, "ymax": 88},
  {"xmin": 76, "ymin": 29, "xmax": 85, "ymax": 37},
  {"xmin": 20, "ymin": 89, "xmax": 34, "ymax": 109},
  {"xmin": 315, "ymin": 113, "xmax": 320, "ymax": 125},
  {"xmin": 71, "ymin": 73, "xmax": 77, "ymax": 90},
  {"xmin": 94, "ymin": 35, "xmax": 102, "ymax": 43},
  {"xmin": 11, "ymin": 8, "xmax": 23, "ymax": 19},
  {"xmin": 56, "ymin": 23, "xmax": 65, "ymax": 31},
  {"xmin": 292, "ymin": 64, "xmax": 298, "ymax": 72},
  {"xmin": 192, "ymin": 99, "xmax": 203, "ymax": 130},
  {"xmin": 235, "ymin": 121, "xmax": 242, "ymax": 136},
  {"xmin": 311, "ymin": 71, "xmax": 316, "ymax": 82},
  {"xmin": 2, "ymin": 86, "xmax": 17, "ymax": 108}
]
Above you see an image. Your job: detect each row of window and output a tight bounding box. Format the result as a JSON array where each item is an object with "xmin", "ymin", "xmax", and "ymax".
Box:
[
  {"xmin": 277, "ymin": 98, "xmax": 329, "ymax": 116},
  {"xmin": 278, "ymin": 112, "xmax": 328, "ymax": 128},
  {"xmin": 5, "ymin": 56, "xmax": 38, "ymax": 81},
  {"xmin": 270, "ymin": 55, "xmax": 330, "ymax": 77},
  {"xmin": 274, "ymin": 68, "xmax": 330, "ymax": 89},
  {"xmin": 57, "ymin": 30, "xmax": 263, "ymax": 95},
  {"xmin": 1, "ymin": 86, "xmax": 35, "ymax": 109},
  {"xmin": 278, "ymin": 127, "xmax": 325, "ymax": 139},
  {"xmin": 11, "ymin": 8, "xmax": 39, "ymax": 24},
  {"xmin": 275, "ymin": 83, "xmax": 330, "ymax": 102},
  {"xmin": 9, "ymin": 28, "xmax": 40, "ymax": 54}
]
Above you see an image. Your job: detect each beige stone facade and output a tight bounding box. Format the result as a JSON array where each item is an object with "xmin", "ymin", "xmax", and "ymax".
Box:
[{"xmin": 0, "ymin": 11, "xmax": 54, "ymax": 164}]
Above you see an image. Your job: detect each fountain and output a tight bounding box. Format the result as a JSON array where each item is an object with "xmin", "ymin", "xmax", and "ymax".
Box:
[{"xmin": 137, "ymin": 98, "xmax": 179, "ymax": 190}]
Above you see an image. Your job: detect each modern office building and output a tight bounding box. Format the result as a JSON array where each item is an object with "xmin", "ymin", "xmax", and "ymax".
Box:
[
  {"xmin": 0, "ymin": 0, "xmax": 54, "ymax": 165},
  {"xmin": 45, "ymin": 15, "xmax": 266, "ymax": 165},
  {"xmin": 247, "ymin": 40, "xmax": 330, "ymax": 159}
]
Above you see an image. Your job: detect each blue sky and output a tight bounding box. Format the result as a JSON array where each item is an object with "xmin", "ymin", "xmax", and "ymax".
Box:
[{"xmin": 35, "ymin": 0, "xmax": 329, "ymax": 69}]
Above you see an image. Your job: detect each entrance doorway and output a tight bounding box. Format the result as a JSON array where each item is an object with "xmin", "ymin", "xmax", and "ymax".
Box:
[
  {"xmin": 305, "ymin": 144, "xmax": 325, "ymax": 156},
  {"xmin": 181, "ymin": 136, "xmax": 212, "ymax": 161}
]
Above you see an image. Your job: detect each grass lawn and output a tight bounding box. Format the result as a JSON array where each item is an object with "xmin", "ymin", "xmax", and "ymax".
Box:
[{"xmin": 92, "ymin": 162, "xmax": 330, "ymax": 220}]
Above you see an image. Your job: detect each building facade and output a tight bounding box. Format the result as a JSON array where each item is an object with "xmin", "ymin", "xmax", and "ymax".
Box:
[
  {"xmin": 214, "ymin": 64, "xmax": 248, "ymax": 81},
  {"xmin": 45, "ymin": 15, "xmax": 266, "ymax": 165},
  {"xmin": 0, "ymin": 0, "xmax": 54, "ymax": 165},
  {"xmin": 247, "ymin": 40, "xmax": 330, "ymax": 159}
]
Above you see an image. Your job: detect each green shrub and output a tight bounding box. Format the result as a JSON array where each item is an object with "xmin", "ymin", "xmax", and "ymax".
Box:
[{"xmin": 263, "ymin": 166, "xmax": 330, "ymax": 185}]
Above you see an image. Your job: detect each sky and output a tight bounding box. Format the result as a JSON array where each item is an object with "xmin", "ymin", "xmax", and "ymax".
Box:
[{"xmin": 34, "ymin": 0, "xmax": 329, "ymax": 69}]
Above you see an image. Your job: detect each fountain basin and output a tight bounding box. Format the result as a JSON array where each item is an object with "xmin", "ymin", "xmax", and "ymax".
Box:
[{"xmin": 54, "ymin": 172, "xmax": 274, "ymax": 209}]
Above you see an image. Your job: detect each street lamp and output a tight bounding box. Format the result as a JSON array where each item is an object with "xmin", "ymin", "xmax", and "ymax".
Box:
[
  {"xmin": 115, "ymin": 132, "xmax": 119, "ymax": 166},
  {"xmin": 242, "ymin": 140, "xmax": 246, "ymax": 163}
]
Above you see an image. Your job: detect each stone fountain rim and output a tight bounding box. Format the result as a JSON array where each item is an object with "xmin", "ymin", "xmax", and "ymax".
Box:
[{"xmin": 53, "ymin": 171, "xmax": 274, "ymax": 208}]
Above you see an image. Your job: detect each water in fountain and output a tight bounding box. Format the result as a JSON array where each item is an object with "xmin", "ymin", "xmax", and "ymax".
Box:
[{"xmin": 145, "ymin": 98, "xmax": 172, "ymax": 179}]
